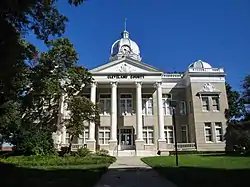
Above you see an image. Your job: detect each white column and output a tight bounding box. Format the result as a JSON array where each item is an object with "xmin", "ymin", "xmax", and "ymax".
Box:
[
  {"xmin": 136, "ymin": 81, "xmax": 143, "ymax": 141},
  {"xmin": 62, "ymin": 126, "xmax": 66, "ymax": 144},
  {"xmin": 89, "ymin": 82, "xmax": 97, "ymax": 141},
  {"xmin": 156, "ymin": 82, "xmax": 165, "ymax": 141},
  {"xmin": 110, "ymin": 82, "xmax": 117, "ymax": 141}
]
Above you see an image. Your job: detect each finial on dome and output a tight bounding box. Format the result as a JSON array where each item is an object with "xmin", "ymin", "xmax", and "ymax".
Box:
[
  {"xmin": 124, "ymin": 18, "xmax": 127, "ymax": 31},
  {"xmin": 121, "ymin": 18, "xmax": 129, "ymax": 39}
]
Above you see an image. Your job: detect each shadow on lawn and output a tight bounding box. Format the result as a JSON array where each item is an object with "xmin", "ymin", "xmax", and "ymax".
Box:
[
  {"xmin": 153, "ymin": 166, "xmax": 250, "ymax": 187},
  {"xmin": 0, "ymin": 162, "xmax": 107, "ymax": 187}
]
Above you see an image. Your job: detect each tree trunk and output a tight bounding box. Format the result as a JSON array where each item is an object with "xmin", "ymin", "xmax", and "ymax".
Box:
[{"xmin": 67, "ymin": 135, "xmax": 74, "ymax": 153}]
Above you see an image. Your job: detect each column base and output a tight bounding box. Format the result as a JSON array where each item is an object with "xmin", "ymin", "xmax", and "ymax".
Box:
[
  {"xmin": 158, "ymin": 139, "xmax": 166, "ymax": 151},
  {"xmin": 109, "ymin": 139, "xmax": 118, "ymax": 152},
  {"xmin": 86, "ymin": 139, "xmax": 96, "ymax": 152},
  {"xmin": 135, "ymin": 139, "xmax": 145, "ymax": 150}
]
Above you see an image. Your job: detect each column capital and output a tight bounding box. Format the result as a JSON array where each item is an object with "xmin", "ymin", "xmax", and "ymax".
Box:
[
  {"xmin": 154, "ymin": 81, "xmax": 162, "ymax": 88},
  {"xmin": 135, "ymin": 81, "xmax": 142, "ymax": 87},
  {"xmin": 91, "ymin": 82, "xmax": 97, "ymax": 87},
  {"xmin": 110, "ymin": 81, "xmax": 118, "ymax": 87}
]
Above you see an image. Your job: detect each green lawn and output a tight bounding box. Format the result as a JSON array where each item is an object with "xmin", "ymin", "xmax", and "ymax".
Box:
[
  {"xmin": 142, "ymin": 155, "xmax": 250, "ymax": 187},
  {"xmin": 0, "ymin": 155, "xmax": 115, "ymax": 187}
]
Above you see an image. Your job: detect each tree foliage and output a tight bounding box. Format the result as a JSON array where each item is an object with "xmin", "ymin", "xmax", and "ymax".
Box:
[{"xmin": 0, "ymin": 0, "xmax": 99, "ymax": 155}]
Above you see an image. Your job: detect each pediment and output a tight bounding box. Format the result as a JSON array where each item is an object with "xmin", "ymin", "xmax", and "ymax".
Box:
[{"xmin": 89, "ymin": 57, "xmax": 163, "ymax": 74}]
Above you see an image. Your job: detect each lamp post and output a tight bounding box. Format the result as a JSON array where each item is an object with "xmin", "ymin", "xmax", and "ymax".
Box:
[{"xmin": 169, "ymin": 100, "xmax": 179, "ymax": 167}]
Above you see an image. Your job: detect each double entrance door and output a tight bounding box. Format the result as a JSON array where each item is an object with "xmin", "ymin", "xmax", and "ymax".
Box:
[{"xmin": 117, "ymin": 128, "xmax": 135, "ymax": 150}]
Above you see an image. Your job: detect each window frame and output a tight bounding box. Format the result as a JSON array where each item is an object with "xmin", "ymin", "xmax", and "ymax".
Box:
[
  {"xmin": 201, "ymin": 96, "xmax": 210, "ymax": 112},
  {"xmin": 142, "ymin": 94, "xmax": 154, "ymax": 116},
  {"xmin": 164, "ymin": 125, "xmax": 174, "ymax": 144},
  {"xmin": 204, "ymin": 122, "xmax": 213, "ymax": 143},
  {"xmin": 179, "ymin": 101, "xmax": 186, "ymax": 115},
  {"xmin": 98, "ymin": 127, "xmax": 110, "ymax": 145},
  {"xmin": 120, "ymin": 93, "xmax": 133, "ymax": 116},
  {"xmin": 215, "ymin": 122, "xmax": 223, "ymax": 142},
  {"xmin": 99, "ymin": 93, "xmax": 111, "ymax": 116},
  {"xmin": 211, "ymin": 96, "xmax": 220, "ymax": 112},
  {"xmin": 180, "ymin": 125, "xmax": 188, "ymax": 143},
  {"xmin": 143, "ymin": 126, "xmax": 154, "ymax": 145},
  {"xmin": 162, "ymin": 94, "xmax": 172, "ymax": 116},
  {"xmin": 66, "ymin": 127, "xmax": 89, "ymax": 145}
]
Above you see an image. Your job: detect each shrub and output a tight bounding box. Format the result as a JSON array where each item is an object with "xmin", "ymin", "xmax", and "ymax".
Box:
[
  {"xmin": 96, "ymin": 149, "xmax": 109, "ymax": 156},
  {"xmin": 0, "ymin": 155, "xmax": 116, "ymax": 167},
  {"xmin": 76, "ymin": 147, "xmax": 91, "ymax": 157}
]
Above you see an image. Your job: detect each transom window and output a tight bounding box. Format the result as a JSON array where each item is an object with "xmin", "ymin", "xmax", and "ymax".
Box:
[
  {"xmin": 142, "ymin": 94, "xmax": 153, "ymax": 115},
  {"xmin": 120, "ymin": 94, "xmax": 133, "ymax": 115},
  {"xmin": 164, "ymin": 126, "xmax": 174, "ymax": 143},
  {"xmin": 162, "ymin": 94, "xmax": 171, "ymax": 115},
  {"xmin": 66, "ymin": 127, "xmax": 89, "ymax": 144},
  {"xmin": 143, "ymin": 127, "xmax": 154, "ymax": 144},
  {"xmin": 98, "ymin": 127, "xmax": 110, "ymax": 145},
  {"xmin": 99, "ymin": 94, "xmax": 111, "ymax": 115}
]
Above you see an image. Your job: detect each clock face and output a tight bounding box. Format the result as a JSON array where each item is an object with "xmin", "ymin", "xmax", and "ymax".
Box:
[{"xmin": 120, "ymin": 45, "xmax": 131, "ymax": 55}]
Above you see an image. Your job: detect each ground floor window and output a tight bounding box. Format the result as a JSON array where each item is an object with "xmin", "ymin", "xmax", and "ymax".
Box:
[
  {"xmin": 66, "ymin": 127, "xmax": 89, "ymax": 144},
  {"xmin": 204, "ymin": 122, "xmax": 212, "ymax": 142},
  {"xmin": 98, "ymin": 127, "xmax": 110, "ymax": 145},
  {"xmin": 143, "ymin": 127, "xmax": 154, "ymax": 144},
  {"xmin": 181, "ymin": 125, "xmax": 188, "ymax": 143},
  {"xmin": 215, "ymin": 122, "xmax": 223, "ymax": 142},
  {"xmin": 164, "ymin": 126, "xmax": 174, "ymax": 143}
]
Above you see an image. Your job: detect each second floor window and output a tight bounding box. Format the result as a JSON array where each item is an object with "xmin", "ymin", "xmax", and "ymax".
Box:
[
  {"xmin": 179, "ymin": 101, "xmax": 186, "ymax": 115},
  {"xmin": 99, "ymin": 94, "xmax": 111, "ymax": 115},
  {"xmin": 162, "ymin": 94, "xmax": 171, "ymax": 115},
  {"xmin": 120, "ymin": 94, "xmax": 133, "ymax": 115},
  {"xmin": 201, "ymin": 96, "xmax": 209, "ymax": 111},
  {"xmin": 142, "ymin": 94, "xmax": 153, "ymax": 115}
]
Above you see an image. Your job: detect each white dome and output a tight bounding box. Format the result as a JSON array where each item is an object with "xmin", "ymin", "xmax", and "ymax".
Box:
[
  {"xmin": 188, "ymin": 60, "xmax": 212, "ymax": 69},
  {"xmin": 110, "ymin": 30, "xmax": 141, "ymax": 61}
]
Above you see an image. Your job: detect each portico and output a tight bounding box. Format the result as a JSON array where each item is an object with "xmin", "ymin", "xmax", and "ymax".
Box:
[{"xmin": 87, "ymin": 79, "xmax": 166, "ymax": 153}]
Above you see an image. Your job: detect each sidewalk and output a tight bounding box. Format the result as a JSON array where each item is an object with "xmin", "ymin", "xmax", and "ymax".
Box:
[{"xmin": 94, "ymin": 157, "xmax": 177, "ymax": 187}]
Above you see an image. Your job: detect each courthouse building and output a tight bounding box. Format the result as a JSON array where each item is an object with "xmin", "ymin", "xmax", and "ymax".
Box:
[{"xmin": 54, "ymin": 29, "xmax": 228, "ymax": 156}]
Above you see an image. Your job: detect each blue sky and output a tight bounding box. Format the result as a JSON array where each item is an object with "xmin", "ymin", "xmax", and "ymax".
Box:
[{"xmin": 27, "ymin": 0, "xmax": 250, "ymax": 91}]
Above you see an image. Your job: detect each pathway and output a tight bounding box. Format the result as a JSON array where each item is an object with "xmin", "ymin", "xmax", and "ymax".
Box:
[{"xmin": 94, "ymin": 157, "xmax": 177, "ymax": 187}]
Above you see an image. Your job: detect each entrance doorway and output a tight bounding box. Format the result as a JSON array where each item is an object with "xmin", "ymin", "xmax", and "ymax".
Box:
[{"xmin": 117, "ymin": 128, "xmax": 135, "ymax": 150}]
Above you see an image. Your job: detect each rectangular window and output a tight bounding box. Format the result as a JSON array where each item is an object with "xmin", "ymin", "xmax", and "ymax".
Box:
[
  {"xmin": 143, "ymin": 127, "xmax": 154, "ymax": 144},
  {"xmin": 179, "ymin": 101, "xmax": 186, "ymax": 115},
  {"xmin": 204, "ymin": 122, "xmax": 212, "ymax": 142},
  {"xmin": 215, "ymin": 122, "xmax": 223, "ymax": 142},
  {"xmin": 66, "ymin": 133, "xmax": 79, "ymax": 144},
  {"xmin": 66, "ymin": 128, "xmax": 89, "ymax": 144},
  {"xmin": 181, "ymin": 125, "xmax": 188, "ymax": 143},
  {"xmin": 162, "ymin": 94, "xmax": 171, "ymax": 115},
  {"xmin": 142, "ymin": 94, "xmax": 153, "ymax": 115},
  {"xmin": 212, "ymin": 97, "xmax": 220, "ymax": 111},
  {"xmin": 164, "ymin": 126, "xmax": 174, "ymax": 143},
  {"xmin": 78, "ymin": 128, "xmax": 89, "ymax": 145},
  {"xmin": 120, "ymin": 94, "xmax": 133, "ymax": 115},
  {"xmin": 99, "ymin": 94, "xmax": 111, "ymax": 115},
  {"xmin": 98, "ymin": 127, "xmax": 110, "ymax": 145},
  {"xmin": 201, "ymin": 97, "xmax": 209, "ymax": 111}
]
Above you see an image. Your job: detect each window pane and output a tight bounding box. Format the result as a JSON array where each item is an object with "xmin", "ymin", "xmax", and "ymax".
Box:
[
  {"xmin": 106, "ymin": 99, "xmax": 111, "ymax": 114},
  {"xmin": 99, "ymin": 138, "xmax": 104, "ymax": 144},
  {"xmin": 99, "ymin": 132, "xmax": 104, "ymax": 138}
]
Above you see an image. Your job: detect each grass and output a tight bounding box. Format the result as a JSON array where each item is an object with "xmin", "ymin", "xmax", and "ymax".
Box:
[
  {"xmin": 142, "ymin": 155, "xmax": 250, "ymax": 187},
  {"xmin": 0, "ymin": 155, "xmax": 115, "ymax": 187}
]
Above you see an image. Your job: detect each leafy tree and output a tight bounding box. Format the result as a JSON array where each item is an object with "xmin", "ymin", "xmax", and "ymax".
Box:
[
  {"xmin": 65, "ymin": 96, "xmax": 100, "ymax": 153},
  {"xmin": 224, "ymin": 82, "xmax": 246, "ymax": 121},
  {"xmin": 242, "ymin": 75, "xmax": 250, "ymax": 120}
]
